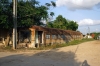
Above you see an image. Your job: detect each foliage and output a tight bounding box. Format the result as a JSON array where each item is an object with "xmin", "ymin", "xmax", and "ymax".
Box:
[
  {"xmin": 0, "ymin": 0, "xmax": 56, "ymax": 29},
  {"xmin": 67, "ymin": 20, "xmax": 78, "ymax": 31},
  {"xmin": 53, "ymin": 15, "xmax": 68, "ymax": 29},
  {"xmin": 0, "ymin": 0, "xmax": 13, "ymax": 29},
  {"xmin": 47, "ymin": 15, "xmax": 78, "ymax": 31}
]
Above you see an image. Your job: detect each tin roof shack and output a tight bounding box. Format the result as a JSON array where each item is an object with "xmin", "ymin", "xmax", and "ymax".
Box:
[
  {"xmin": 28, "ymin": 26, "xmax": 83, "ymax": 48},
  {"xmin": 0, "ymin": 26, "xmax": 83, "ymax": 48}
]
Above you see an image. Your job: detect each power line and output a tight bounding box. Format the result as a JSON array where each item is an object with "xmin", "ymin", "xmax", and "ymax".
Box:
[{"xmin": 79, "ymin": 24, "xmax": 100, "ymax": 27}]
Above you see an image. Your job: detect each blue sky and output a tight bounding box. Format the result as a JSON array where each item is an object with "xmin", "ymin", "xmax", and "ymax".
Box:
[{"xmin": 37, "ymin": 0, "xmax": 100, "ymax": 34}]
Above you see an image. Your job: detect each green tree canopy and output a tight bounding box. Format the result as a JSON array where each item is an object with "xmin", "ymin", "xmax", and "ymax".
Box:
[
  {"xmin": 0, "ymin": 0, "xmax": 56, "ymax": 29},
  {"xmin": 47, "ymin": 15, "xmax": 78, "ymax": 31},
  {"xmin": 0, "ymin": 0, "xmax": 12, "ymax": 29}
]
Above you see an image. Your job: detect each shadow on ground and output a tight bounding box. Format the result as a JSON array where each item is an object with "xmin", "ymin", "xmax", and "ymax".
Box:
[
  {"xmin": 82, "ymin": 60, "xmax": 90, "ymax": 66},
  {"xmin": 0, "ymin": 49, "xmax": 84, "ymax": 66}
]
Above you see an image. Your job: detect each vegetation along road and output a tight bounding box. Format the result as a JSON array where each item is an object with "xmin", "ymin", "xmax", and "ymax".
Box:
[{"xmin": 0, "ymin": 40, "xmax": 100, "ymax": 66}]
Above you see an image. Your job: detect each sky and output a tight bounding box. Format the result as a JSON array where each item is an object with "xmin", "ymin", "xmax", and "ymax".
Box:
[{"xmin": 37, "ymin": 0, "xmax": 100, "ymax": 34}]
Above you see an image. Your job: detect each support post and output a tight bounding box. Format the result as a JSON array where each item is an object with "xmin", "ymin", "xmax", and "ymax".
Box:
[{"xmin": 29, "ymin": 28, "xmax": 36, "ymax": 48}]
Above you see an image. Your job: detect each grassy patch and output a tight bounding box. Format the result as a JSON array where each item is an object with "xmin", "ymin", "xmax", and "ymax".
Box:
[
  {"xmin": 0, "ymin": 46, "xmax": 16, "ymax": 52},
  {"xmin": 67, "ymin": 38, "xmax": 94, "ymax": 45},
  {"xmin": 36, "ymin": 38, "xmax": 94, "ymax": 50}
]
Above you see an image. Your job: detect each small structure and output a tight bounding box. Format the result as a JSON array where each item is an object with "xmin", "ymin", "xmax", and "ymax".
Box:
[
  {"xmin": 27, "ymin": 26, "xmax": 83, "ymax": 48},
  {"xmin": 83, "ymin": 34, "xmax": 92, "ymax": 39},
  {"xmin": 0, "ymin": 26, "xmax": 83, "ymax": 48}
]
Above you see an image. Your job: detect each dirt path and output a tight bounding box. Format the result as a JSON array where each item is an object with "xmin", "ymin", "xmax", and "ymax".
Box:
[{"xmin": 0, "ymin": 40, "xmax": 100, "ymax": 66}]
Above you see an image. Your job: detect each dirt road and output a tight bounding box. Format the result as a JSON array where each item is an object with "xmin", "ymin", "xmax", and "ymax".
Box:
[{"xmin": 0, "ymin": 40, "xmax": 100, "ymax": 66}]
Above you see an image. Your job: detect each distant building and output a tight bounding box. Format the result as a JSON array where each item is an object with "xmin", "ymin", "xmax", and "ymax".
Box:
[{"xmin": 83, "ymin": 34, "xmax": 92, "ymax": 39}]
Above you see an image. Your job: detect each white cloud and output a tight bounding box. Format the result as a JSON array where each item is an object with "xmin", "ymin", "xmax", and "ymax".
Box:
[
  {"xmin": 78, "ymin": 19, "xmax": 100, "ymax": 26},
  {"xmin": 56, "ymin": 0, "xmax": 100, "ymax": 10}
]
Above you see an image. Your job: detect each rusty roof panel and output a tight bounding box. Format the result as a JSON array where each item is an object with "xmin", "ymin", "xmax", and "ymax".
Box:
[{"xmin": 31, "ymin": 26, "xmax": 82, "ymax": 35}]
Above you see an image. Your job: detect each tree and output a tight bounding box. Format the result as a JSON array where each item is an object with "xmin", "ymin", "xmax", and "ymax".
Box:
[
  {"xmin": 0, "ymin": 0, "xmax": 13, "ymax": 46},
  {"xmin": 48, "ymin": 15, "xmax": 68, "ymax": 29},
  {"xmin": 0, "ymin": 0, "xmax": 56, "ymax": 28},
  {"xmin": 47, "ymin": 21, "xmax": 54, "ymax": 28},
  {"xmin": 47, "ymin": 15, "xmax": 78, "ymax": 31},
  {"xmin": 17, "ymin": 0, "xmax": 56, "ymax": 27},
  {"xmin": 0, "ymin": 0, "xmax": 12, "ymax": 29},
  {"xmin": 67, "ymin": 21, "xmax": 78, "ymax": 31}
]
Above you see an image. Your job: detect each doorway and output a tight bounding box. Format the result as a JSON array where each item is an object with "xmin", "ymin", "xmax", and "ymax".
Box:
[{"xmin": 36, "ymin": 31, "xmax": 43, "ymax": 44}]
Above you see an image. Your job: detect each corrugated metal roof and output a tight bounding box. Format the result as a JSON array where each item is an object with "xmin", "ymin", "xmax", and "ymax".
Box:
[{"xmin": 31, "ymin": 26, "xmax": 82, "ymax": 35}]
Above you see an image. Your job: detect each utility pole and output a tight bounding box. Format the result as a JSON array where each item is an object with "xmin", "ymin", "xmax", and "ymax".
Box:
[
  {"xmin": 13, "ymin": 0, "xmax": 17, "ymax": 50},
  {"xmin": 88, "ymin": 26, "xmax": 90, "ymax": 35}
]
